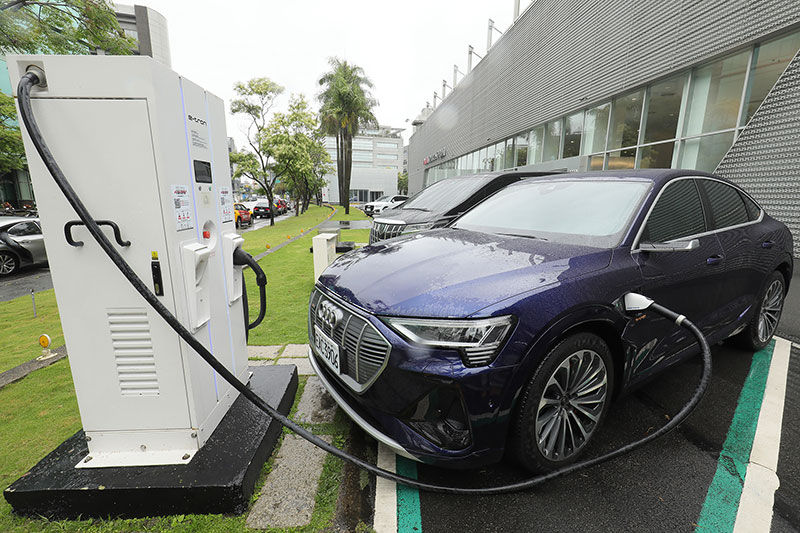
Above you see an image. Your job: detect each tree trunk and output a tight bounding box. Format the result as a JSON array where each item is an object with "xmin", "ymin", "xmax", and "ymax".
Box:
[
  {"xmin": 266, "ymin": 189, "xmax": 275, "ymax": 226},
  {"xmin": 336, "ymin": 132, "xmax": 346, "ymax": 209},
  {"xmin": 343, "ymin": 134, "xmax": 352, "ymax": 215}
]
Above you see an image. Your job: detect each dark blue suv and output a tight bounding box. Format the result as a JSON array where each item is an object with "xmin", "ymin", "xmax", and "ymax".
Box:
[{"xmin": 308, "ymin": 169, "xmax": 793, "ymax": 471}]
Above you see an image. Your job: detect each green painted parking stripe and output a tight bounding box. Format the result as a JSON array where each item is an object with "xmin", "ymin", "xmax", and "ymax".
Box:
[
  {"xmin": 696, "ymin": 340, "xmax": 775, "ymax": 532},
  {"xmin": 396, "ymin": 455, "xmax": 422, "ymax": 533}
]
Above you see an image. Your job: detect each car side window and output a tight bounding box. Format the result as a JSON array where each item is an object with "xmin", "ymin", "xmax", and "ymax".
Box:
[
  {"xmin": 641, "ymin": 179, "xmax": 705, "ymax": 243},
  {"xmin": 699, "ymin": 180, "xmax": 749, "ymax": 230},
  {"xmin": 7, "ymin": 221, "xmax": 42, "ymax": 237},
  {"xmin": 739, "ymin": 192, "xmax": 762, "ymax": 221}
]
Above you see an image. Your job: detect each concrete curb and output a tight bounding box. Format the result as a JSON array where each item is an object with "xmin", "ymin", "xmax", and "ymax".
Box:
[{"xmin": 0, "ymin": 344, "xmax": 67, "ymax": 390}]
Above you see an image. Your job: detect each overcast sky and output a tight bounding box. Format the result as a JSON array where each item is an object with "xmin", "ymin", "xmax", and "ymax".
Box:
[{"xmin": 136, "ymin": 0, "xmax": 519, "ymax": 149}]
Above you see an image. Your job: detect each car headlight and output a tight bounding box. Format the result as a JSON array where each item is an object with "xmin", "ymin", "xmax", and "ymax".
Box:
[
  {"xmin": 401, "ymin": 222, "xmax": 435, "ymax": 235},
  {"xmin": 383, "ymin": 316, "xmax": 514, "ymax": 367}
]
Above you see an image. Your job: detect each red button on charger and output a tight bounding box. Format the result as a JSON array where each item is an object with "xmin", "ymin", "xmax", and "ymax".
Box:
[{"xmin": 203, "ymin": 230, "xmax": 210, "ymax": 239}]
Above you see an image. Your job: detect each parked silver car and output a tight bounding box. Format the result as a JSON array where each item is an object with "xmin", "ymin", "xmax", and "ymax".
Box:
[{"xmin": 0, "ymin": 217, "xmax": 47, "ymax": 276}]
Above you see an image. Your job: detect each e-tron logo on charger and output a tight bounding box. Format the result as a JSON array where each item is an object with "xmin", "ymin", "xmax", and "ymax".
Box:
[{"xmin": 187, "ymin": 114, "xmax": 207, "ymax": 126}]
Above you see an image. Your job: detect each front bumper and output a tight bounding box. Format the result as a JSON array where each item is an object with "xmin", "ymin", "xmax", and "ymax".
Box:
[
  {"xmin": 308, "ymin": 347, "xmax": 415, "ymax": 459},
  {"xmin": 308, "ymin": 294, "xmax": 518, "ymax": 467}
]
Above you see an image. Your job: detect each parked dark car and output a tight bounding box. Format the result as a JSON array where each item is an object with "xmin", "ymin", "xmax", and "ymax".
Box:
[
  {"xmin": 369, "ymin": 171, "xmax": 557, "ymax": 244},
  {"xmin": 252, "ymin": 201, "xmax": 271, "ymax": 219},
  {"xmin": 309, "ymin": 170, "xmax": 792, "ymax": 471},
  {"xmin": 0, "ymin": 217, "xmax": 48, "ymax": 276}
]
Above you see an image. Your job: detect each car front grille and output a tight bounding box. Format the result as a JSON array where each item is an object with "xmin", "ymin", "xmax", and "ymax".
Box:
[
  {"xmin": 369, "ymin": 221, "xmax": 405, "ymax": 244},
  {"xmin": 309, "ymin": 289, "xmax": 391, "ymax": 392}
]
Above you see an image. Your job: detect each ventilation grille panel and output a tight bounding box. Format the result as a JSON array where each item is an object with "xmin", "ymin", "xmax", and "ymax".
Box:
[{"xmin": 108, "ymin": 309, "xmax": 159, "ymax": 396}]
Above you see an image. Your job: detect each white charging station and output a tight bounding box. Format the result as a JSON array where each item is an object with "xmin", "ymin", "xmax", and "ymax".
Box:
[{"xmin": 9, "ymin": 55, "xmax": 249, "ymax": 468}]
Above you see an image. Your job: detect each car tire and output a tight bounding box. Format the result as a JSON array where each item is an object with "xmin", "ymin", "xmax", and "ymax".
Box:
[
  {"xmin": 0, "ymin": 251, "xmax": 19, "ymax": 276},
  {"xmin": 735, "ymin": 271, "xmax": 785, "ymax": 351},
  {"xmin": 510, "ymin": 332, "xmax": 614, "ymax": 473},
  {"xmin": 236, "ymin": 219, "xmax": 241, "ymax": 229}
]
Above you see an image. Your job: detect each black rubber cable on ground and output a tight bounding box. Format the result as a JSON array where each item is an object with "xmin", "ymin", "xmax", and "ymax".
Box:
[{"xmin": 18, "ymin": 70, "xmax": 713, "ymax": 495}]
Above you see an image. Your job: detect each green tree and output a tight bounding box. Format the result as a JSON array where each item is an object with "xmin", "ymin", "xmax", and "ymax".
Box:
[
  {"xmin": 308, "ymin": 129, "xmax": 334, "ymax": 207},
  {"xmin": 264, "ymin": 94, "xmax": 318, "ymax": 217},
  {"xmin": 317, "ymin": 57, "xmax": 377, "ymax": 214},
  {"xmin": 0, "ymin": 92, "xmax": 24, "ymax": 175},
  {"xmin": 230, "ymin": 76, "xmax": 284, "ymax": 225},
  {"xmin": 397, "ymin": 171, "xmax": 408, "ymax": 195},
  {"xmin": 0, "ymin": 0, "xmax": 135, "ymax": 55}
]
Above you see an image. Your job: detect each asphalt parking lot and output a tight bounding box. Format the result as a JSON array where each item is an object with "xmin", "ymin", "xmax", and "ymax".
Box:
[{"xmin": 400, "ymin": 341, "xmax": 796, "ymax": 532}]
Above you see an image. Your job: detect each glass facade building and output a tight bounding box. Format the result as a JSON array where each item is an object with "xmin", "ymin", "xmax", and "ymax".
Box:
[{"xmin": 423, "ymin": 29, "xmax": 800, "ymax": 187}]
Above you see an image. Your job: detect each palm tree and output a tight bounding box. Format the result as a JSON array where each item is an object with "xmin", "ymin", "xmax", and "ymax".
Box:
[{"xmin": 318, "ymin": 58, "xmax": 378, "ymax": 214}]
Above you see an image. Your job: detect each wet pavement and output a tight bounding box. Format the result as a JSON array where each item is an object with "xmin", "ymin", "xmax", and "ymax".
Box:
[
  {"xmin": 0, "ymin": 265, "xmax": 53, "ymax": 302},
  {"xmin": 403, "ymin": 325, "xmax": 800, "ymax": 532}
]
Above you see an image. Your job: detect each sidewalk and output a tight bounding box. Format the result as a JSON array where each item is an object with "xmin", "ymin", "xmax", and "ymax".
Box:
[{"xmin": 246, "ymin": 343, "xmax": 342, "ymax": 530}]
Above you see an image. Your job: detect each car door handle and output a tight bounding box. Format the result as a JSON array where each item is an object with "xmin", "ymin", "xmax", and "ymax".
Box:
[
  {"xmin": 707, "ymin": 255, "xmax": 724, "ymax": 266},
  {"xmin": 761, "ymin": 240, "xmax": 775, "ymax": 249}
]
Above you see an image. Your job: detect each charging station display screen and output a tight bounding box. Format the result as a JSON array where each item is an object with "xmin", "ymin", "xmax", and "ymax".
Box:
[{"xmin": 194, "ymin": 160, "xmax": 213, "ymax": 183}]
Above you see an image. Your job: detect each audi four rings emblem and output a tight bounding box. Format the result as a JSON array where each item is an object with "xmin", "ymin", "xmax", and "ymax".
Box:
[{"xmin": 318, "ymin": 300, "xmax": 344, "ymax": 329}]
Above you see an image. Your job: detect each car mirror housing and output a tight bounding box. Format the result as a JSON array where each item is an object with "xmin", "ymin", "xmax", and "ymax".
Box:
[{"xmin": 637, "ymin": 238, "xmax": 699, "ymax": 253}]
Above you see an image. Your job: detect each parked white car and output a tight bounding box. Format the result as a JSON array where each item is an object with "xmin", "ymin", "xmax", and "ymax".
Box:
[{"xmin": 362, "ymin": 195, "xmax": 408, "ymax": 217}]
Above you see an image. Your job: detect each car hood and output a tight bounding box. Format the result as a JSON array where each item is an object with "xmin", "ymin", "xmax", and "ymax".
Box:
[
  {"xmin": 318, "ymin": 228, "xmax": 612, "ymax": 317},
  {"xmin": 375, "ymin": 206, "xmax": 443, "ymax": 225}
]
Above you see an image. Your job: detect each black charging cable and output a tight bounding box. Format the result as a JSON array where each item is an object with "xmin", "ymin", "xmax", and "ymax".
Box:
[
  {"xmin": 234, "ymin": 247, "xmax": 266, "ymax": 330},
  {"xmin": 18, "ymin": 69, "xmax": 713, "ymax": 495}
]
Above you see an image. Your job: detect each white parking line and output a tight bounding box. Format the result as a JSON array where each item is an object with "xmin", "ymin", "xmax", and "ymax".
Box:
[
  {"xmin": 374, "ymin": 443, "xmax": 397, "ymax": 533},
  {"xmin": 733, "ymin": 337, "xmax": 792, "ymax": 533}
]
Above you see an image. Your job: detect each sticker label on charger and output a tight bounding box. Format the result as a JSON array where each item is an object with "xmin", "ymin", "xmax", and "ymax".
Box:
[
  {"xmin": 172, "ymin": 185, "xmax": 194, "ymax": 231},
  {"xmin": 219, "ymin": 186, "xmax": 234, "ymax": 223}
]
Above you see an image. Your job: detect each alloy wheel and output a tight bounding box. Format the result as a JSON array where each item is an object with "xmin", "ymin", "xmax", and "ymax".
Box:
[
  {"xmin": 0, "ymin": 254, "xmax": 16, "ymax": 275},
  {"xmin": 535, "ymin": 349, "xmax": 608, "ymax": 461},
  {"xmin": 757, "ymin": 279, "xmax": 784, "ymax": 343}
]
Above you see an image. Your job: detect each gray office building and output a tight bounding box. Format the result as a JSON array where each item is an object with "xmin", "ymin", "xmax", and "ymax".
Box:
[
  {"xmin": 408, "ymin": 1, "xmax": 800, "ymax": 255},
  {"xmin": 113, "ymin": 3, "xmax": 171, "ymax": 66},
  {"xmin": 323, "ymin": 126, "xmax": 404, "ymax": 204}
]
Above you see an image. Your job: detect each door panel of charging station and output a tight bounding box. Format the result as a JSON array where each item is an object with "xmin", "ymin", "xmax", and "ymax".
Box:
[
  {"xmin": 20, "ymin": 98, "xmax": 193, "ymax": 431},
  {"xmin": 177, "ymin": 79, "xmax": 247, "ymax": 437}
]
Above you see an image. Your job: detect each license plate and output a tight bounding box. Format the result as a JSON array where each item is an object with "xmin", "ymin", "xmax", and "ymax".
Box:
[{"xmin": 314, "ymin": 325, "xmax": 341, "ymax": 374}]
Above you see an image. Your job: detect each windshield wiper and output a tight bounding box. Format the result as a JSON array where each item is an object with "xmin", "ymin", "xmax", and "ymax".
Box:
[
  {"xmin": 495, "ymin": 232, "xmax": 548, "ymax": 241},
  {"xmin": 402, "ymin": 207, "xmax": 430, "ymax": 212}
]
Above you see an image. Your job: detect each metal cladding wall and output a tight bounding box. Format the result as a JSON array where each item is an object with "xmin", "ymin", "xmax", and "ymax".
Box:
[
  {"xmin": 408, "ymin": 0, "xmax": 800, "ymax": 192},
  {"xmin": 716, "ymin": 51, "xmax": 800, "ymax": 257}
]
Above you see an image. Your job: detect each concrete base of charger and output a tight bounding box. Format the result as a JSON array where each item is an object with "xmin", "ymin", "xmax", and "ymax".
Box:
[{"xmin": 3, "ymin": 365, "xmax": 298, "ymax": 519}]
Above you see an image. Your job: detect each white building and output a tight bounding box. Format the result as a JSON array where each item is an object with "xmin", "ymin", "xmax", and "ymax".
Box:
[{"xmin": 322, "ymin": 126, "xmax": 404, "ymax": 204}]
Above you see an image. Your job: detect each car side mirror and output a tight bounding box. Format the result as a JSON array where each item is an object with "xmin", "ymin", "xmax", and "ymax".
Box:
[{"xmin": 638, "ymin": 238, "xmax": 699, "ymax": 253}]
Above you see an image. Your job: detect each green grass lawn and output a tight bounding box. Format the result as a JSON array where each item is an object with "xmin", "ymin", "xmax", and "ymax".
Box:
[
  {"xmin": 241, "ymin": 204, "xmax": 335, "ymax": 256},
  {"xmin": 330, "ymin": 207, "xmax": 369, "ymax": 222},
  {"xmin": 0, "ymin": 363, "xmax": 351, "ymax": 532},
  {"xmin": 339, "ymin": 228, "xmax": 370, "ymax": 243},
  {"xmin": 244, "ymin": 235, "xmax": 317, "ymax": 345},
  {"xmin": 0, "ymin": 290, "xmax": 64, "ymax": 373},
  {"xmin": 0, "ymin": 203, "xmax": 363, "ymax": 531}
]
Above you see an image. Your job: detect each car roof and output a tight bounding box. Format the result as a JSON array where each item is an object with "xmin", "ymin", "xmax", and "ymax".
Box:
[
  {"xmin": 504, "ymin": 169, "xmax": 721, "ymax": 188},
  {"xmin": 0, "ymin": 216, "xmax": 37, "ymax": 228}
]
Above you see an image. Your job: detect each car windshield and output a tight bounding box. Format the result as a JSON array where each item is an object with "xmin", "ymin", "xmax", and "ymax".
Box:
[
  {"xmin": 374, "ymin": 195, "xmax": 390, "ymax": 202},
  {"xmin": 400, "ymin": 176, "xmax": 492, "ymax": 213},
  {"xmin": 453, "ymin": 179, "xmax": 651, "ymax": 248}
]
